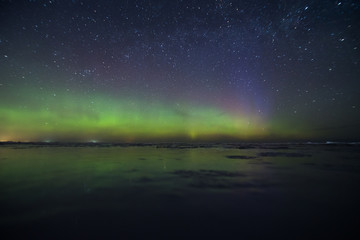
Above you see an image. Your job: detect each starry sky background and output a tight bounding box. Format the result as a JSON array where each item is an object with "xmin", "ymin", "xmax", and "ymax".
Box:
[{"xmin": 0, "ymin": 0, "xmax": 359, "ymax": 142}]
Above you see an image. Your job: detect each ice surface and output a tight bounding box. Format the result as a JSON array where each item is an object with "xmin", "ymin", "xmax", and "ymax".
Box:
[{"xmin": 0, "ymin": 143, "xmax": 359, "ymax": 239}]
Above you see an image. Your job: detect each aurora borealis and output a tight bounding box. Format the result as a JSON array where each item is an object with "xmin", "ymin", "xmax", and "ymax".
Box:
[{"xmin": 0, "ymin": 0, "xmax": 360, "ymax": 142}]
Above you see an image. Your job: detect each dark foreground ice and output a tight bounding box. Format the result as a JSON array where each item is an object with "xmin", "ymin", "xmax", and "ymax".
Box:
[{"xmin": 0, "ymin": 143, "xmax": 359, "ymax": 239}]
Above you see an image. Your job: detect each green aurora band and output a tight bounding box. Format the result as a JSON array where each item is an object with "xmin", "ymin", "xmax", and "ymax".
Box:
[{"xmin": 0, "ymin": 91, "xmax": 306, "ymax": 142}]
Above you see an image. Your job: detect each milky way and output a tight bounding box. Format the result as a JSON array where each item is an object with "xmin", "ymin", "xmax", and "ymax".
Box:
[{"xmin": 0, "ymin": 0, "xmax": 359, "ymax": 142}]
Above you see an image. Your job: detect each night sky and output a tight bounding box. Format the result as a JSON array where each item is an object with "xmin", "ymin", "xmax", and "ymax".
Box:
[{"xmin": 0, "ymin": 0, "xmax": 359, "ymax": 142}]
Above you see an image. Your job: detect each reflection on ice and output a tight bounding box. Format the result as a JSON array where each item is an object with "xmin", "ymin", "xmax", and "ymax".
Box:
[{"xmin": 0, "ymin": 143, "xmax": 359, "ymax": 239}]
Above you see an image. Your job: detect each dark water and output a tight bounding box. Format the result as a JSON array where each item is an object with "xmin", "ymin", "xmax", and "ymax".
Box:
[{"xmin": 1, "ymin": 143, "xmax": 359, "ymax": 239}]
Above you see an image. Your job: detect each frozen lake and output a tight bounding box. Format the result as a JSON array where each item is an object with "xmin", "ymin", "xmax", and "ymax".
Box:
[{"xmin": 0, "ymin": 143, "xmax": 359, "ymax": 239}]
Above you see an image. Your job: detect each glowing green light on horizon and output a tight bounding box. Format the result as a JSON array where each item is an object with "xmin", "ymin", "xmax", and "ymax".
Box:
[{"xmin": 0, "ymin": 92, "xmax": 310, "ymax": 142}]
